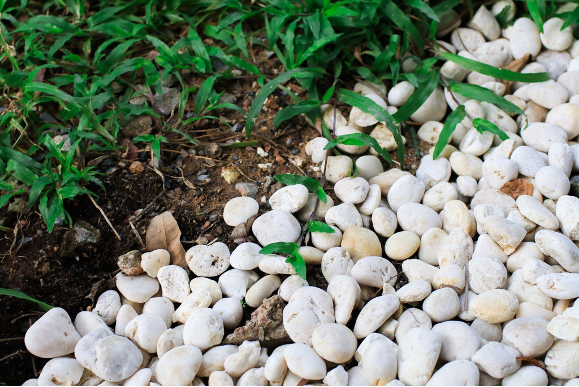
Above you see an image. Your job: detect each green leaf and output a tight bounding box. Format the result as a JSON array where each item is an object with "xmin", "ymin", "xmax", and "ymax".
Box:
[
  {"xmin": 526, "ymin": 0, "xmax": 545, "ymax": 32},
  {"xmin": 133, "ymin": 134, "xmax": 156, "ymax": 143},
  {"xmin": 438, "ymin": 52, "xmax": 550, "ymax": 82},
  {"xmin": 245, "ymin": 68, "xmax": 311, "ymax": 138},
  {"xmin": 221, "ymin": 141, "xmax": 259, "ymax": 149},
  {"xmin": 335, "ymin": 89, "xmax": 404, "ymax": 167},
  {"xmin": 229, "ymin": 56, "xmax": 260, "ymax": 76},
  {"xmin": 260, "ymin": 241, "xmax": 298, "ymax": 256},
  {"xmin": 495, "ymin": 4, "xmax": 512, "ymax": 28},
  {"xmin": 294, "ymin": 33, "xmax": 342, "ymax": 67},
  {"xmin": 473, "ymin": 118, "xmax": 509, "ymax": 141},
  {"xmin": 561, "ymin": 5, "xmax": 579, "ymax": 30},
  {"xmin": 194, "ymin": 76, "xmax": 217, "ymax": 116},
  {"xmin": 384, "ymin": 0, "xmax": 424, "ymax": 54},
  {"xmin": 173, "ymin": 129, "xmax": 198, "ymax": 145},
  {"xmin": 372, "ymin": 34, "xmax": 400, "ymax": 73},
  {"xmin": 433, "ymin": 105, "xmax": 466, "ymax": 159},
  {"xmin": 357, "ymin": 67, "xmax": 382, "ymax": 86},
  {"xmin": 0, "ymin": 190, "xmax": 24, "ymax": 208},
  {"xmin": 188, "ymin": 28, "xmax": 212, "ymax": 73},
  {"xmin": 146, "ymin": 35, "xmax": 176, "ymax": 61},
  {"xmin": 0, "ymin": 289, "xmax": 53, "ymax": 311},
  {"xmin": 6, "ymin": 160, "xmax": 38, "ymax": 186},
  {"xmin": 287, "ymin": 251, "xmax": 307, "ymax": 279},
  {"xmin": 274, "ymin": 174, "xmax": 327, "ymax": 203},
  {"xmin": 325, "ymin": 133, "xmax": 392, "ymax": 164},
  {"xmin": 392, "ymin": 70, "xmax": 439, "ymax": 123},
  {"xmin": 274, "ymin": 100, "xmax": 320, "ymax": 130},
  {"xmin": 29, "ymin": 175, "xmax": 56, "ymax": 206},
  {"xmin": 233, "ymin": 22, "xmax": 249, "ymax": 59},
  {"xmin": 306, "ymin": 221, "xmax": 335, "ymax": 233},
  {"xmin": 0, "ymin": 180, "xmax": 12, "ymax": 190},
  {"xmin": 405, "ymin": 0, "xmax": 439, "ymax": 21},
  {"xmin": 0, "ymin": 146, "xmax": 42, "ymax": 170},
  {"xmin": 448, "ymin": 83, "xmax": 524, "ymax": 115}
]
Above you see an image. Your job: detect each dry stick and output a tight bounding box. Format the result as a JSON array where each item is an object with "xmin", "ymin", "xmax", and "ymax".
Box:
[
  {"xmin": 88, "ymin": 194, "xmax": 121, "ymax": 240},
  {"xmin": 133, "ymin": 192, "xmax": 165, "ymax": 224},
  {"xmin": 0, "ymin": 350, "xmax": 26, "ymax": 363},
  {"xmin": 0, "ymin": 337, "xmax": 24, "ymax": 343},
  {"xmin": 129, "ymin": 220, "xmax": 145, "ymax": 249}
]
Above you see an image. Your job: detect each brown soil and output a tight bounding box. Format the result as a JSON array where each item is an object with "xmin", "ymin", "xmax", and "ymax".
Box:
[{"xmin": 0, "ymin": 50, "xmax": 431, "ymax": 385}]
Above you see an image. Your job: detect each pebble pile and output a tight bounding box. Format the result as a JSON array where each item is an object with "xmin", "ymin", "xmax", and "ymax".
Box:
[{"xmin": 20, "ymin": 3, "xmax": 579, "ymax": 386}]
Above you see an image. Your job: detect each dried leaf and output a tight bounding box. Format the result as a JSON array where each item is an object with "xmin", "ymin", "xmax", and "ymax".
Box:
[
  {"xmin": 502, "ymin": 54, "xmax": 531, "ymax": 94},
  {"xmin": 146, "ymin": 211, "xmax": 186, "ymax": 267},
  {"xmin": 500, "ymin": 178, "xmax": 534, "ymax": 199}
]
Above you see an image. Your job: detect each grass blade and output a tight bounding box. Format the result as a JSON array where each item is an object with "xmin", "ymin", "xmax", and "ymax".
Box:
[
  {"xmin": 404, "ymin": 0, "xmax": 440, "ymax": 21},
  {"xmin": 194, "ymin": 76, "xmax": 217, "ymax": 116},
  {"xmin": 274, "ymin": 173, "xmax": 327, "ymax": 203},
  {"xmin": 0, "ymin": 288, "xmax": 53, "ymax": 311},
  {"xmin": 438, "ymin": 52, "xmax": 550, "ymax": 82},
  {"xmin": 229, "ymin": 56, "xmax": 260, "ymax": 76},
  {"xmin": 233, "ymin": 22, "xmax": 249, "ymax": 59},
  {"xmin": 336, "ymin": 89, "xmax": 405, "ymax": 168},
  {"xmin": 324, "ymin": 133, "xmax": 392, "ymax": 163},
  {"xmin": 449, "ymin": 83, "xmax": 524, "ymax": 115},
  {"xmin": 393, "ymin": 70, "xmax": 439, "ymax": 123},
  {"xmin": 305, "ymin": 220, "xmax": 335, "ymax": 233},
  {"xmin": 561, "ymin": 5, "xmax": 579, "ymax": 30},
  {"xmin": 433, "ymin": 105, "xmax": 466, "ymax": 159},
  {"xmin": 274, "ymin": 100, "xmax": 320, "ymax": 129},
  {"xmin": 526, "ymin": 0, "xmax": 545, "ymax": 32},
  {"xmin": 384, "ymin": 0, "xmax": 424, "ymax": 54},
  {"xmin": 245, "ymin": 68, "xmax": 309, "ymax": 138},
  {"xmin": 0, "ymin": 146, "xmax": 43, "ymax": 170},
  {"xmin": 473, "ymin": 118, "xmax": 509, "ymax": 140},
  {"xmin": 260, "ymin": 241, "xmax": 297, "ymax": 255}
]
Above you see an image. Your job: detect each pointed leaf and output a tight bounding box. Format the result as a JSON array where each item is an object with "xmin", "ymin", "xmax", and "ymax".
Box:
[
  {"xmin": 260, "ymin": 242, "xmax": 298, "ymax": 256},
  {"xmin": 306, "ymin": 221, "xmax": 335, "ymax": 233},
  {"xmin": 392, "ymin": 70, "xmax": 439, "ymax": 123},
  {"xmin": 274, "ymin": 174, "xmax": 327, "ymax": 203},
  {"xmin": 449, "ymin": 82, "xmax": 524, "ymax": 115},
  {"xmin": 194, "ymin": 76, "xmax": 217, "ymax": 116},
  {"xmin": 274, "ymin": 100, "xmax": 320, "ymax": 129},
  {"xmin": 245, "ymin": 68, "xmax": 312, "ymax": 138},
  {"xmin": 439, "ymin": 52, "xmax": 549, "ymax": 82},
  {"xmin": 324, "ymin": 133, "xmax": 392, "ymax": 163},
  {"xmin": 336, "ymin": 89, "xmax": 404, "ymax": 167},
  {"xmin": 473, "ymin": 118, "xmax": 510, "ymax": 141},
  {"xmin": 433, "ymin": 105, "xmax": 466, "ymax": 159},
  {"xmin": 0, "ymin": 289, "xmax": 53, "ymax": 311}
]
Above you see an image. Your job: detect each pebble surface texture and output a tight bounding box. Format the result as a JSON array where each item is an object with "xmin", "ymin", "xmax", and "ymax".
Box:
[{"xmin": 21, "ymin": 4, "xmax": 579, "ymax": 386}]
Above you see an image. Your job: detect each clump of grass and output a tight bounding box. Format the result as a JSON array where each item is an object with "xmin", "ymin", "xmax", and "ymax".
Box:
[{"xmin": 0, "ymin": 0, "xmax": 556, "ymax": 231}]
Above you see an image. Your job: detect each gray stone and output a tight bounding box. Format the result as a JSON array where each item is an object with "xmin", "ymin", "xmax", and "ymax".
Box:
[{"xmin": 61, "ymin": 221, "xmax": 101, "ymax": 256}]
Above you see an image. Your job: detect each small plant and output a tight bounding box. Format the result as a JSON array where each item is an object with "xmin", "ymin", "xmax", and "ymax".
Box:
[
  {"xmin": 0, "ymin": 137, "xmax": 103, "ymax": 232},
  {"xmin": 260, "ymin": 242, "xmax": 307, "ymax": 279},
  {"xmin": 274, "ymin": 174, "xmax": 327, "ymax": 203}
]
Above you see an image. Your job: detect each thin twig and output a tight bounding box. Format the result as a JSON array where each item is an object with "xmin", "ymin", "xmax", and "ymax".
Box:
[
  {"xmin": 88, "ymin": 194, "xmax": 121, "ymax": 240},
  {"xmin": 0, "ymin": 350, "xmax": 26, "ymax": 363},
  {"xmin": 133, "ymin": 192, "xmax": 165, "ymax": 224},
  {"xmin": 129, "ymin": 220, "xmax": 145, "ymax": 249},
  {"xmin": 0, "ymin": 337, "xmax": 24, "ymax": 343}
]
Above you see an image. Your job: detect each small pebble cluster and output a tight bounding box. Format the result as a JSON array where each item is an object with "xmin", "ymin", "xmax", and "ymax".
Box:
[{"xmin": 20, "ymin": 3, "xmax": 579, "ymax": 386}]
